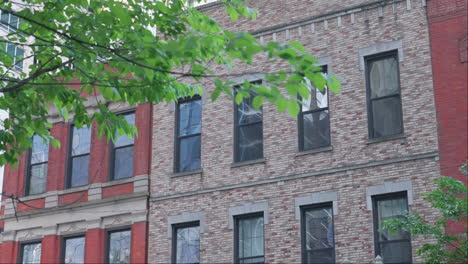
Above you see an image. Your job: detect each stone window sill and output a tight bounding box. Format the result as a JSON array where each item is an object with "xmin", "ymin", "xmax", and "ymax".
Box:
[
  {"xmin": 366, "ymin": 134, "xmax": 406, "ymax": 145},
  {"xmin": 172, "ymin": 168, "xmax": 203, "ymax": 178},
  {"xmin": 295, "ymin": 146, "xmax": 333, "ymax": 157},
  {"xmin": 231, "ymin": 158, "xmax": 266, "ymax": 168}
]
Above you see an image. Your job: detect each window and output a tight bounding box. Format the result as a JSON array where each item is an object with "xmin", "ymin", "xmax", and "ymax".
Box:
[
  {"xmin": 301, "ymin": 203, "xmax": 335, "ymax": 264},
  {"xmin": 0, "ymin": 10, "xmax": 20, "ymax": 31},
  {"xmin": 67, "ymin": 125, "xmax": 91, "ymax": 188},
  {"xmin": 25, "ymin": 135, "xmax": 49, "ymax": 196},
  {"xmin": 234, "ymin": 213, "xmax": 264, "ymax": 264},
  {"xmin": 298, "ymin": 66, "xmax": 330, "ymax": 151},
  {"xmin": 111, "ymin": 112, "xmax": 135, "ymax": 180},
  {"xmin": 19, "ymin": 242, "xmax": 41, "ymax": 264},
  {"xmin": 4, "ymin": 42, "xmax": 24, "ymax": 71},
  {"xmin": 234, "ymin": 83, "xmax": 263, "ymax": 163},
  {"xmin": 366, "ymin": 51, "xmax": 403, "ymax": 139},
  {"xmin": 175, "ymin": 97, "xmax": 202, "ymax": 172},
  {"xmin": 172, "ymin": 222, "xmax": 200, "ymax": 264},
  {"xmin": 373, "ymin": 192, "xmax": 412, "ymax": 263},
  {"xmin": 62, "ymin": 236, "xmax": 85, "ymax": 264},
  {"xmin": 106, "ymin": 229, "xmax": 131, "ymax": 264}
]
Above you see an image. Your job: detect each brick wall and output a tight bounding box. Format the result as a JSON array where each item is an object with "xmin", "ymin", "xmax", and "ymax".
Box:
[{"xmin": 148, "ymin": 0, "xmax": 440, "ymax": 263}]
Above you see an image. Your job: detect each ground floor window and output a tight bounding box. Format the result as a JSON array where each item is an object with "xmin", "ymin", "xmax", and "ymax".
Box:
[
  {"xmin": 106, "ymin": 229, "xmax": 131, "ymax": 264},
  {"xmin": 20, "ymin": 242, "xmax": 41, "ymax": 264},
  {"xmin": 234, "ymin": 213, "xmax": 265, "ymax": 264},
  {"xmin": 62, "ymin": 236, "xmax": 85, "ymax": 264},
  {"xmin": 172, "ymin": 221, "xmax": 200, "ymax": 264}
]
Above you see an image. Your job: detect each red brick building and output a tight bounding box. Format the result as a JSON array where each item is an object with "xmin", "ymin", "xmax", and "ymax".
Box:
[{"xmin": 1, "ymin": 0, "xmax": 466, "ymax": 263}]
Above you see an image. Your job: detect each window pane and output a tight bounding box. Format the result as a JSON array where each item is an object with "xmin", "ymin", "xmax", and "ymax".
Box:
[
  {"xmin": 303, "ymin": 83, "xmax": 328, "ymax": 111},
  {"xmin": 238, "ymin": 216, "xmax": 264, "ymax": 260},
  {"xmin": 22, "ymin": 243, "xmax": 41, "ymax": 264},
  {"xmin": 179, "ymin": 99, "xmax": 202, "ymax": 136},
  {"xmin": 1, "ymin": 12, "xmax": 8, "ymax": 24},
  {"xmin": 114, "ymin": 146, "xmax": 134, "ymax": 180},
  {"xmin": 302, "ymin": 110, "xmax": 331, "ymax": 150},
  {"xmin": 371, "ymin": 96, "xmax": 402, "ymax": 138},
  {"xmin": 71, "ymin": 155, "xmax": 89, "ymax": 187},
  {"xmin": 175, "ymin": 225, "xmax": 200, "ymax": 264},
  {"xmin": 115, "ymin": 113, "xmax": 135, "ymax": 147},
  {"xmin": 240, "ymin": 257, "xmax": 265, "ymax": 264},
  {"xmin": 28, "ymin": 164, "xmax": 47, "ymax": 195},
  {"xmin": 377, "ymin": 197, "xmax": 409, "ymax": 241},
  {"xmin": 380, "ymin": 241, "xmax": 412, "ymax": 264},
  {"xmin": 238, "ymin": 123, "xmax": 263, "ymax": 162},
  {"xmin": 304, "ymin": 206, "xmax": 334, "ymax": 251},
  {"xmin": 237, "ymin": 96, "xmax": 262, "ymax": 125},
  {"xmin": 108, "ymin": 230, "xmax": 131, "ymax": 264},
  {"xmin": 72, "ymin": 126, "xmax": 91, "ymax": 156},
  {"xmin": 9, "ymin": 14, "xmax": 18, "ymax": 29},
  {"xmin": 369, "ymin": 56, "xmax": 399, "ymax": 98},
  {"xmin": 31, "ymin": 135, "xmax": 49, "ymax": 164},
  {"xmin": 178, "ymin": 135, "xmax": 201, "ymax": 172},
  {"xmin": 14, "ymin": 47, "xmax": 24, "ymax": 69},
  {"xmin": 305, "ymin": 249, "xmax": 335, "ymax": 264},
  {"xmin": 6, "ymin": 43, "xmax": 15, "ymax": 57},
  {"xmin": 64, "ymin": 237, "xmax": 85, "ymax": 264}
]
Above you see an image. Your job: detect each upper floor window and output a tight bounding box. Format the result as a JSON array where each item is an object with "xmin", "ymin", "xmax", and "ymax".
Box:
[
  {"xmin": 373, "ymin": 192, "xmax": 412, "ymax": 263},
  {"xmin": 366, "ymin": 51, "xmax": 403, "ymax": 139},
  {"xmin": 172, "ymin": 222, "xmax": 200, "ymax": 264},
  {"xmin": 5, "ymin": 42, "xmax": 24, "ymax": 72},
  {"xmin": 234, "ymin": 213, "xmax": 264, "ymax": 264},
  {"xmin": 0, "ymin": 10, "xmax": 20, "ymax": 31},
  {"xmin": 26, "ymin": 135, "xmax": 49, "ymax": 196},
  {"xmin": 67, "ymin": 125, "xmax": 91, "ymax": 188},
  {"xmin": 175, "ymin": 97, "xmax": 202, "ymax": 173},
  {"xmin": 111, "ymin": 112, "xmax": 135, "ymax": 180},
  {"xmin": 107, "ymin": 229, "xmax": 131, "ymax": 264},
  {"xmin": 234, "ymin": 83, "xmax": 263, "ymax": 163},
  {"xmin": 20, "ymin": 242, "xmax": 41, "ymax": 264},
  {"xmin": 301, "ymin": 203, "xmax": 335, "ymax": 264},
  {"xmin": 62, "ymin": 236, "xmax": 85, "ymax": 264},
  {"xmin": 298, "ymin": 66, "xmax": 330, "ymax": 151}
]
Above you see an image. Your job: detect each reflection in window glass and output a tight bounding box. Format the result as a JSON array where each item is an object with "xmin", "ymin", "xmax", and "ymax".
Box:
[
  {"xmin": 174, "ymin": 224, "xmax": 200, "ymax": 264},
  {"xmin": 302, "ymin": 204, "xmax": 335, "ymax": 264},
  {"xmin": 21, "ymin": 242, "xmax": 41, "ymax": 264},
  {"xmin": 235, "ymin": 84, "xmax": 263, "ymax": 163},
  {"xmin": 63, "ymin": 236, "xmax": 85, "ymax": 264},
  {"xmin": 27, "ymin": 135, "xmax": 49, "ymax": 195},
  {"xmin": 366, "ymin": 53, "xmax": 403, "ymax": 139},
  {"xmin": 299, "ymin": 68, "xmax": 331, "ymax": 151},
  {"xmin": 112, "ymin": 113, "xmax": 135, "ymax": 180},
  {"xmin": 69, "ymin": 125, "xmax": 91, "ymax": 187},
  {"xmin": 373, "ymin": 193, "xmax": 412, "ymax": 264},
  {"xmin": 108, "ymin": 230, "xmax": 131, "ymax": 264},
  {"xmin": 235, "ymin": 215, "xmax": 264, "ymax": 264},
  {"xmin": 176, "ymin": 98, "xmax": 202, "ymax": 172}
]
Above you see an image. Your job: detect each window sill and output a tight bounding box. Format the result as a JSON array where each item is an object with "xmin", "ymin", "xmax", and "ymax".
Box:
[
  {"xmin": 171, "ymin": 168, "xmax": 203, "ymax": 178},
  {"xmin": 231, "ymin": 158, "xmax": 266, "ymax": 168},
  {"xmin": 295, "ymin": 146, "xmax": 333, "ymax": 157},
  {"xmin": 366, "ymin": 134, "xmax": 406, "ymax": 145}
]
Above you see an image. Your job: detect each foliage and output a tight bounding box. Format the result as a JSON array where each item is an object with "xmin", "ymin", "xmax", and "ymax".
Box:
[
  {"xmin": 0, "ymin": 0, "xmax": 340, "ymax": 165},
  {"xmin": 383, "ymin": 173, "xmax": 468, "ymax": 264}
]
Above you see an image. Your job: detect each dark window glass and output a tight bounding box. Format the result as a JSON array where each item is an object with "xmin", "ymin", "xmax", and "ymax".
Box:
[
  {"xmin": 20, "ymin": 242, "xmax": 41, "ymax": 264},
  {"xmin": 299, "ymin": 67, "xmax": 330, "ymax": 151},
  {"xmin": 235, "ymin": 214, "xmax": 264, "ymax": 264},
  {"xmin": 26, "ymin": 135, "xmax": 49, "ymax": 196},
  {"xmin": 107, "ymin": 229, "xmax": 131, "ymax": 264},
  {"xmin": 301, "ymin": 203, "xmax": 335, "ymax": 264},
  {"xmin": 0, "ymin": 10, "xmax": 20, "ymax": 31},
  {"xmin": 173, "ymin": 222, "xmax": 200, "ymax": 264},
  {"xmin": 366, "ymin": 52, "xmax": 403, "ymax": 139},
  {"xmin": 111, "ymin": 113, "xmax": 135, "ymax": 180},
  {"xmin": 175, "ymin": 97, "xmax": 201, "ymax": 172},
  {"xmin": 235, "ymin": 83, "xmax": 263, "ymax": 163},
  {"xmin": 68, "ymin": 125, "xmax": 91, "ymax": 188},
  {"xmin": 63, "ymin": 236, "xmax": 85, "ymax": 264},
  {"xmin": 5, "ymin": 42, "xmax": 24, "ymax": 71},
  {"xmin": 373, "ymin": 193, "xmax": 412, "ymax": 264}
]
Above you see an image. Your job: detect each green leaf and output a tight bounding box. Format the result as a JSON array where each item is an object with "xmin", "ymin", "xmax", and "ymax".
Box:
[
  {"xmin": 252, "ymin": 96, "xmax": 263, "ymax": 109},
  {"xmin": 287, "ymin": 99, "xmax": 300, "ymax": 117},
  {"xmin": 327, "ymin": 75, "xmax": 341, "ymax": 93}
]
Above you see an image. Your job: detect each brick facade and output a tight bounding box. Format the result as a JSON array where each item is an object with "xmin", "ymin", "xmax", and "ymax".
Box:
[{"xmin": 148, "ymin": 0, "xmax": 443, "ymax": 263}]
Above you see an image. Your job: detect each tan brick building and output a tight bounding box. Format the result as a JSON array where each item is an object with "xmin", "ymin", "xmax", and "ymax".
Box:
[{"xmin": 148, "ymin": 0, "xmax": 441, "ymax": 263}]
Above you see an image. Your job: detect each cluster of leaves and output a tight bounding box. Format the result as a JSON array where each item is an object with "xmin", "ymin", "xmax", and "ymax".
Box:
[
  {"xmin": 0, "ymin": 0, "xmax": 340, "ymax": 165},
  {"xmin": 383, "ymin": 171, "xmax": 468, "ymax": 264}
]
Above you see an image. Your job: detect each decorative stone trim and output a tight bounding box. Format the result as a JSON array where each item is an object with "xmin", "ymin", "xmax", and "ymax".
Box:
[
  {"xmin": 16, "ymin": 227, "xmax": 43, "ymax": 242},
  {"xmin": 294, "ymin": 191, "xmax": 338, "ymax": 220},
  {"xmin": 102, "ymin": 213, "xmax": 133, "ymax": 229},
  {"xmin": 228, "ymin": 201, "xmax": 268, "ymax": 229},
  {"xmin": 58, "ymin": 221, "xmax": 87, "ymax": 236},
  {"xmin": 167, "ymin": 211, "xmax": 206, "ymax": 238},
  {"xmin": 366, "ymin": 180, "xmax": 413, "ymax": 210},
  {"xmin": 358, "ymin": 40, "xmax": 404, "ymax": 71}
]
